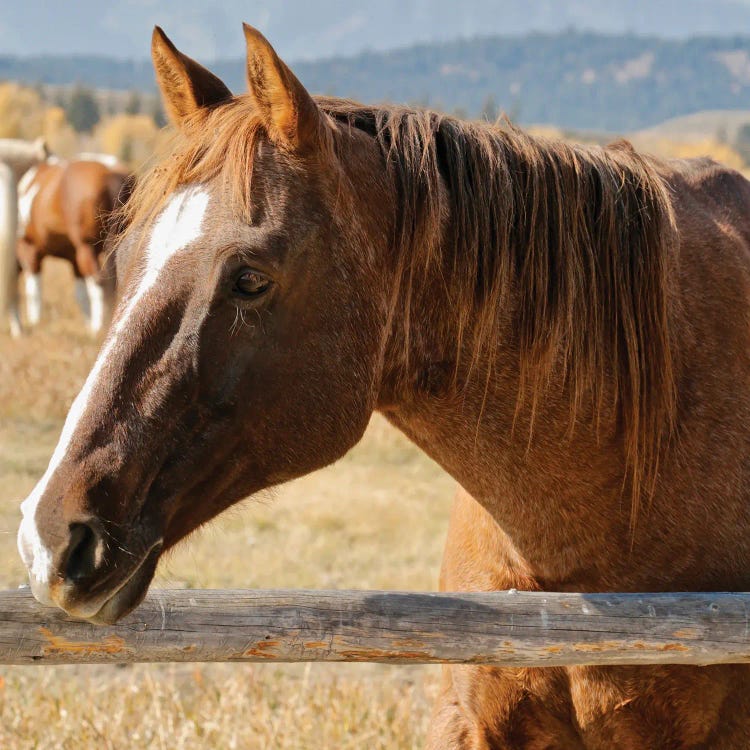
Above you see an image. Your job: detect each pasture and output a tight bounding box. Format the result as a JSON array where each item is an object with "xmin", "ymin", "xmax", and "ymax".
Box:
[{"xmin": 0, "ymin": 259, "xmax": 454, "ymax": 748}]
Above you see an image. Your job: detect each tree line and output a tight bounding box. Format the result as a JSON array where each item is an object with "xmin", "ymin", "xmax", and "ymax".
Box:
[{"xmin": 2, "ymin": 30, "xmax": 750, "ymax": 131}]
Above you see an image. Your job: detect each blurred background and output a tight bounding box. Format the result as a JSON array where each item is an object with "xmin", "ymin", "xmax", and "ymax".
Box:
[
  {"xmin": 1, "ymin": 0, "xmax": 750, "ymax": 169},
  {"xmin": 0, "ymin": 2, "xmax": 748, "ymax": 748}
]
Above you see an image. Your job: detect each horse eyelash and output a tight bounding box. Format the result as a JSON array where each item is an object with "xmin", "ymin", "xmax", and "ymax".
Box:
[{"xmin": 229, "ymin": 305, "xmax": 250, "ymax": 336}]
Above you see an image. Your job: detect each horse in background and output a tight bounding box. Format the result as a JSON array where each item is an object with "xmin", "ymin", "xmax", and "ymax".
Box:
[
  {"xmin": 15, "ymin": 156, "xmax": 132, "ymax": 334},
  {"xmin": 0, "ymin": 137, "xmax": 48, "ymax": 336}
]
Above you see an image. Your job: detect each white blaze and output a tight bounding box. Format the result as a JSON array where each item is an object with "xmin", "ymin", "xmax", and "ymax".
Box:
[{"xmin": 18, "ymin": 185, "xmax": 210, "ymax": 585}]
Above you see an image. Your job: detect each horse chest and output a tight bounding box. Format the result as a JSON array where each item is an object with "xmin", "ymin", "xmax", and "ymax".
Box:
[{"xmin": 432, "ymin": 663, "xmax": 750, "ymax": 749}]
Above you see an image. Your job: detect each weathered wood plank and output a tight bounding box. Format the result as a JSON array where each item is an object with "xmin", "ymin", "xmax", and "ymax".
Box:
[{"xmin": 0, "ymin": 589, "xmax": 748, "ymax": 666}]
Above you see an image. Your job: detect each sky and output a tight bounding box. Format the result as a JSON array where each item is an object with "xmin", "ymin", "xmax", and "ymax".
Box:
[{"xmin": 2, "ymin": 1, "xmax": 750, "ymax": 61}]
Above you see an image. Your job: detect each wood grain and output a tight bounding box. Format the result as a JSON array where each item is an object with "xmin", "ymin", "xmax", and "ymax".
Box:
[{"xmin": 0, "ymin": 588, "xmax": 748, "ymax": 666}]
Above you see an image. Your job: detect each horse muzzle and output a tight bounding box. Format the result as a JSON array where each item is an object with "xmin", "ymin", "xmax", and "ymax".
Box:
[{"xmin": 18, "ymin": 514, "xmax": 162, "ymax": 624}]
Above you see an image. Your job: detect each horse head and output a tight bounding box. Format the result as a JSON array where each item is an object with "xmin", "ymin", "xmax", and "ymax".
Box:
[{"xmin": 18, "ymin": 25, "xmax": 393, "ymax": 623}]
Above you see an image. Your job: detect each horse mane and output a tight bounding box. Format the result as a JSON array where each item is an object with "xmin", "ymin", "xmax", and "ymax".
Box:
[
  {"xmin": 322, "ymin": 99, "xmax": 678, "ymax": 523},
  {"xmin": 123, "ymin": 95, "xmax": 678, "ymax": 525}
]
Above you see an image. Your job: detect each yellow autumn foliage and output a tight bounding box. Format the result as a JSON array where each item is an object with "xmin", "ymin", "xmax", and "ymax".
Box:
[
  {"xmin": 42, "ymin": 106, "xmax": 79, "ymax": 157},
  {"xmin": 93, "ymin": 114, "xmax": 164, "ymax": 169},
  {"xmin": 0, "ymin": 84, "xmax": 78, "ymax": 156},
  {"xmin": 0, "ymin": 82, "xmax": 46, "ymax": 139}
]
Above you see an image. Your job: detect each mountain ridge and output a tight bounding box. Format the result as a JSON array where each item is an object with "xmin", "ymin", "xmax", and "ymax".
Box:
[{"xmin": 2, "ymin": 30, "xmax": 750, "ymax": 132}]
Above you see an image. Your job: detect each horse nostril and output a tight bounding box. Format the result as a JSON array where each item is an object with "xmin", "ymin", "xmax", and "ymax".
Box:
[{"xmin": 65, "ymin": 522, "xmax": 105, "ymax": 583}]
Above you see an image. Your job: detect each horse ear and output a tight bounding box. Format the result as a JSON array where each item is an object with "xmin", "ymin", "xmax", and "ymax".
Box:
[
  {"xmin": 242, "ymin": 23, "xmax": 324, "ymax": 152},
  {"xmin": 151, "ymin": 26, "xmax": 232, "ymax": 126}
]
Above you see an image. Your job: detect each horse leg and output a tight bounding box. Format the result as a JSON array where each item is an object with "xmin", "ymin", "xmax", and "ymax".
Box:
[
  {"xmin": 16, "ymin": 239, "xmax": 42, "ymax": 327},
  {"xmin": 568, "ymin": 663, "xmax": 749, "ymax": 749},
  {"xmin": 73, "ymin": 242, "xmax": 107, "ymax": 334},
  {"xmin": 427, "ymin": 664, "xmax": 584, "ymax": 750},
  {"xmin": 24, "ymin": 272, "xmax": 42, "ymax": 325},
  {"xmin": 8, "ymin": 307, "xmax": 21, "ymax": 338},
  {"xmin": 8, "ymin": 263, "xmax": 22, "ymax": 338},
  {"xmin": 73, "ymin": 269, "xmax": 91, "ymax": 323},
  {"xmin": 426, "ymin": 671, "xmax": 484, "ymax": 750},
  {"xmin": 85, "ymin": 275, "xmax": 106, "ymax": 334}
]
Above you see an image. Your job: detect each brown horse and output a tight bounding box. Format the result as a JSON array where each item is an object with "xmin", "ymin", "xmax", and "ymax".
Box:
[
  {"xmin": 15, "ymin": 157, "xmax": 131, "ymax": 334},
  {"xmin": 17, "ymin": 25, "xmax": 750, "ymax": 749}
]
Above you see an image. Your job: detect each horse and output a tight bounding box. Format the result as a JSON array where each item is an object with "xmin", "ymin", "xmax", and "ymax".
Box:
[
  {"xmin": 17, "ymin": 25, "xmax": 750, "ymax": 749},
  {"xmin": 0, "ymin": 137, "xmax": 48, "ymax": 336},
  {"xmin": 14, "ymin": 156, "xmax": 131, "ymax": 334}
]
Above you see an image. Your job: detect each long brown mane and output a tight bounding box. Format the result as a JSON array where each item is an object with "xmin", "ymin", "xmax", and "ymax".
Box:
[
  {"xmin": 323, "ymin": 100, "xmax": 678, "ymax": 523},
  {"xmin": 123, "ymin": 95, "xmax": 677, "ymax": 524}
]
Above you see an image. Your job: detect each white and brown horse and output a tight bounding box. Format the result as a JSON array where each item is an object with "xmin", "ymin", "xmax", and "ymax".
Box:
[
  {"xmin": 0, "ymin": 137, "xmax": 49, "ymax": 336},
  {"xmin": 15, "ymin": 156, "xmax": 131, "ymax": 334},
  {"xmin": 17, "ymin": 26, "xmax": 750, "ymax": 748}
]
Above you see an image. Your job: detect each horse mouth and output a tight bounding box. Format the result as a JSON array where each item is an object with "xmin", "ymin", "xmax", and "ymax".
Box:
[{"xmin": 62, "ymin": 541, "xmax": 162, "ymax": 625}]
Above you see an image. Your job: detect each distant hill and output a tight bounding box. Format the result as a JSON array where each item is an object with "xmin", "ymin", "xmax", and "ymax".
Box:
[
  {"xmin": 633, "ymin": 109, "xmax": 750, "ymax": 142},
  {"xmin": 2, "ymin": 31, "xmax": 750, "ymax": 131},
  {"xmin": 5, "ymin": 1, "xmax": 750, "ymax": 60}
]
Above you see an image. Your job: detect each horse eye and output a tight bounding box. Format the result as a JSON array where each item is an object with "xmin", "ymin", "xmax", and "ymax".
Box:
[{"xmin": 233, "ymin": 270, "xmax": 272, "ymax": 299}]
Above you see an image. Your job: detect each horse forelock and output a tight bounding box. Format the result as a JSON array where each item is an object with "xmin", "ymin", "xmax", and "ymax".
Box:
[{"xmin": 119, "ymin": 97, "xmax": 277, "ymax": 248}]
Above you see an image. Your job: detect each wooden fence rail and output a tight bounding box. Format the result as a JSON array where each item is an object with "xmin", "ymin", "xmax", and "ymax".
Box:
[{"xmin": 0, "ymin": 588, "xmax": 749, "ymax": 666}]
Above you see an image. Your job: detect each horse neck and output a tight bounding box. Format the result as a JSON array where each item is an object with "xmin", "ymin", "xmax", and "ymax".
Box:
[
  {"xmin": 361, "ymin": 116, "xmax": 682, "ymax": 585},
  {"xmin": 383, "ymin": 340, "xmax": 636, "ymax": 590},
  {"xmin": 371, "ymin": 200, "xmax": 633, "ymax": 589}
]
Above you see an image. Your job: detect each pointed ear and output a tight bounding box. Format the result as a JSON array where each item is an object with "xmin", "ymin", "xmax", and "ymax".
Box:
[
  {"xmin": 151, "ymin": 26, "xmax": 232, "ymax": 126},
  {"xmin": 243, "ymin": 23, "xmax": 324, "ymax": 152}
]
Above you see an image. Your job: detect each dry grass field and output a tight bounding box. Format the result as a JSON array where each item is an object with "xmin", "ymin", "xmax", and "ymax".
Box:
[{"xmin": 0, "ymin": 259, "xmax": 455, "ymax": 749}]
